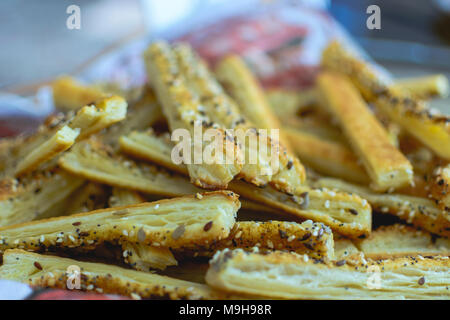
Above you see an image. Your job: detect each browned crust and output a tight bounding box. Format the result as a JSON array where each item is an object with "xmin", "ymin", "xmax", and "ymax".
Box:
[{"xmin": 179, "ymin": 220, "xmax": 334, "ymax": 261}]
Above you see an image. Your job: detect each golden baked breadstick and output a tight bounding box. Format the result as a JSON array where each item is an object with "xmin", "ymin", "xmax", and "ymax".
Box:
[
  {"xmin": 58, "ymin": 135, "xmax": 267, "ymax": 214},
  {"xmin": 0, "ymin": 170, "xmax": 85, "ymax": 227},
  {"xmin": 284, "ymin": 127, "xmax": 369, "ymax": 184},
  {"xmin": 13, "ymin": 95, "xmax": 127, "ymax": 176},
  {"xmin": 52, "ymin": 76, "xmax": 107, "ymax": 111},
  {"xmin": 59, "ymin": 139, "xmax": 202, "ymax": 197},
  {"xmin": 206, "ymin": 249, "xmax": 450, "ymax": 299},
  {"xmin": 182, "ymin": 220, "xmax": 334, "ymax": 261},
  {"xmin": 0, "ymin": 249, "xmax": 237, "ymax": 300},
  {"xmin": 391, "ymin": 74, "xmax": 449, "ymax": 100},
  {"xmin": 119, "ymin": 130, "xmax": 372, "ymax": 239},
  {"xmin": 173, "ymin": 43, "xmax": 304, "ymax": 192},
  {"xmin": 322, "ymin": 41, "xmax": 450, "ymax": 160},
  {"xmin": 120, "ymin": 130, "xmax": 182, "ymax": 173},
  {"xmin": 215, "ymin": 55, "xmax": 289, "ymax": 146},
  {"xmin": 14, "ymin": 126, "xmax": 79, "ymax": 176},
  {"xmin": 214, "ymin": 54, "xmax": 307, "ymax": 191},
  {"xmin": 0, "ymin": 192, "xmax": 239, "ymax": 269},
  {"xmin": 315, "ymin": 177, "xmax": 450, "ymax": 237},
  {"xmin": 231, "ymin": 181, "xmax": 371, "ymax": 239},
  {"xmin": 69, "ymin": 95, "xmax": 128, "ymax": 140},
  {"xmin": 106, "ymin": 186, "xmax": 176, "ymax": 271},
  {"xmin": 144, "ymin": 42, "xmax": 242, "ymax": 189},
  {"xmin": 357, "ymin": 224, "xmax": 450, "ymax": 260},
  {"xmin": 317, "ymin": 72, "xmax": 413, "ymax": 191}
]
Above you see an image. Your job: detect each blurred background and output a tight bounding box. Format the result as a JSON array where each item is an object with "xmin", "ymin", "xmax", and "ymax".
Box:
[{"xmin": 1, "ymin": 0, "xmax": 450, "ymax": 107}]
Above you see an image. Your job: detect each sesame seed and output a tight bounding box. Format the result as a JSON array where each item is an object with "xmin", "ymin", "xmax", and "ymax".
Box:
[
  {"xmin": 172, "ymin": 225, "xmax": 185, "ymax": 240},
  {"xmin": 324, "ymin": 200, "xmax": 330, "ymax": 208},
  {"xmin": 203, "ymin": 221, "xmax": 213, "ymax": 232},
  {"xmin": 122, "ymin": 230, "xmax": 129, "ymax": 237},
  {"xmin": 418, "ymin": 277, "xmax": 425, "ymax": 285},
  {"xmin": 138, "ymin": 228, "xmax": 146, "ymax": 243}
]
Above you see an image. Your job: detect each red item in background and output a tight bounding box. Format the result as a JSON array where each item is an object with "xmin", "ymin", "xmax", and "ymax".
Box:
[
  {"xmin": 0, "ymin": 121, "xmax": 17, "ymax": 137},
  {"xmin": 180, "ymin": 6, "xmax": 338, "ymax": 89},
  {"xmin": 27, "ymin": 289, "xmax": 129, "ymax": 300}
]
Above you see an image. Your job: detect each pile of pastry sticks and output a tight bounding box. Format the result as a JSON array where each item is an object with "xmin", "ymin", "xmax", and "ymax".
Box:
[{"xmin": 0, "ymin": 40, "xmax": 448, "ymax": 300}]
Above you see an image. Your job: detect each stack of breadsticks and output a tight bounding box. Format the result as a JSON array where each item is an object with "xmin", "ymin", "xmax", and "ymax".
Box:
[{"xmin": 0, "ymin": 40, "xmax": 448, "ymax": 300}]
